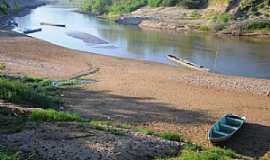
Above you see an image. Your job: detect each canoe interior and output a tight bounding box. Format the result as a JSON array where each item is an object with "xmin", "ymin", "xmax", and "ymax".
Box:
[{"xmin": 209, "ymin": 115, "xmax": 245, "ymax": 140}]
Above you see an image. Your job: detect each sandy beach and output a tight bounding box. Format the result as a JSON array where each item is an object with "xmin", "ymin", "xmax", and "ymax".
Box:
[{"xmin": 0, "ymin": 29, "xmax": 270, "ymax": 159}]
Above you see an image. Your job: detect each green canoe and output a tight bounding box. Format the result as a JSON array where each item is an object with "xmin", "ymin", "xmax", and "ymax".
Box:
[{"xmin": 208, "ymin": 114, "xmax": 246, "ymax": 143}]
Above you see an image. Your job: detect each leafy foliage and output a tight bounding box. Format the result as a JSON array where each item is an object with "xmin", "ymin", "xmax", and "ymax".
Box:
[
  {"xmin": 109, "ymin": 0, "xmax": 147, "ymax": 17},
  {"xmin": 81, "ymin": 0, "xmax": 206, "ymax": 16},
  {"xmin": 0, "ymin": 0, "xmax": 10, "ymax": 15}
]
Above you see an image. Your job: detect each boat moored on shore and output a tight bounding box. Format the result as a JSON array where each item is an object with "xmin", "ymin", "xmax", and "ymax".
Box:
[
  {"xmin": 167, "ymin": 54, "xmax": 210, "ymax": 72},
  {"xmin": 208, "ymin": 114, "xmax": 246, "ymax": 143}
]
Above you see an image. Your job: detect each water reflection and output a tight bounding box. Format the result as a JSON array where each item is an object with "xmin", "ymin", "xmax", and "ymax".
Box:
[{"xmin": 14, "ymin": 5, "xmax": 270, "ymax": 79}]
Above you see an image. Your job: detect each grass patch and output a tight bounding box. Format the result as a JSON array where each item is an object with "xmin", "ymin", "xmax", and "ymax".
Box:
[
  {"xmin": 89, "ymin": 121, "xmax": 125, "ymax": 135},
  {"xmin": 87, "ymin": 120, "xmax": 131, "ymax": 135},
  {"xmin": 137, "ymin": 128, "xmax": 184, "ymax": 142},
  {"xmin": 89, "ymin": 120, "xmax": 131, "ymax": 129},
  {"xmin": 31, "ymin": 109, "xmax": 81, "ymax": 122},
  {"xmin": 0, "ymin": 147, "xmax": 39, "ymax": 160},
  {"xmin": 179, "ymin": 147, "xmax": 236, "ymax": 160},
  {"xmin": 156, "ymin": 142, "xmax": 237, "ymax": 160},
  {"xmin": 31, "ymin": 109, "xmax": 128, "ymax": 135},
  {"xmin": 137, "ymin": 128, "xmax": 238, "ymax": 160},
  {"xmin": 0, "ymin": 75, "xmax": 62, "ymax": 108},
  {"xmin": 0, "ymin": 150, "xmax": 19, "ymax": 160}
]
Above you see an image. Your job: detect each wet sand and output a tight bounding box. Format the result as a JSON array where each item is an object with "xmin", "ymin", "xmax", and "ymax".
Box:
[{"xmin": 0, "ymin": 30, "xmax": 270, "ymax": 159}]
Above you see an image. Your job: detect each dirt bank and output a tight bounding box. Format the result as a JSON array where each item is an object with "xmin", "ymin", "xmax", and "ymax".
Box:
[
  {"xmin": 0, "ymin": 30, "xmax": 270, "ymax": 159},
  {"xmin": 117, "ymin": 7, "xmax": 206, "ymax": 32},
  {"xmin": 0, "ymin": 118, "xmax": 180, "ymax": 160},
  {"xmin": 116, "ymin": 7, "xmax": 270, "ymax": 36}
]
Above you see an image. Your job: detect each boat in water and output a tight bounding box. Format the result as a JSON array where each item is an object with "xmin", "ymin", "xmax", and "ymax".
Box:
[
  {"xmin": 40, "ymin": 22, "xmax": 66, "ymax": 28},
  {"xmin": 208, "ymin": 113, "xmax": 246, "ymax": 143},
  {"xmin": 22, "ymin": 28, "xmax": 42, "ymax": 34},
  {"xmin": 167, "ymin": 54, "xmax": 210, "ymax": 72}
]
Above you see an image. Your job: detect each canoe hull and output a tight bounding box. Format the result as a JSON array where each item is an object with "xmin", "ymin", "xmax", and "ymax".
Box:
[
  {"xmin": 40, "ymin": 22, "xmax": 66, "ymax": 27},
  {"xmin": 23, "ymin": 28, "xmax": 42, "ymax": 34},
  {"xmin": 167, "ymin": 55, "xmax": 210, "ymax": 72},
  {"xmin": 208, "ymin": 114, "xmax": 246, "ymax": 143}
]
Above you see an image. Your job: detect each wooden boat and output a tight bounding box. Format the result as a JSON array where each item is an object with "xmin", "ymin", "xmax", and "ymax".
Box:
[
  {"xmin": 40, "ymin": 22, "xmax": 66, "ymax": 28},
  {"xmin": 23, "ymin": 28, "xmax": 42, "ymax": 34},
  {"xmin": 208, "ymin": 114, "xmax": 246, "ymax": 143},
  {"xmin": 167, "ymin": 54, "xmax": 210, "ymax": 72}
]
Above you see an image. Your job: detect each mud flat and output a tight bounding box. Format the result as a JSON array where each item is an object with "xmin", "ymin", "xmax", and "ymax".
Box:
[{"xmin": 0, "ymin": 30, "xmax": 270, "ymax": 159}]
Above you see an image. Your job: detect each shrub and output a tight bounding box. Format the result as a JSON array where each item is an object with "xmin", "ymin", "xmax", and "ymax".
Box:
[
  {"xmin": 180, "ymin": 0, "xmax": 202, "ymax": 9},
  {"xmin": 0, "ymin": 0, "xmax": 9, "ymax": 15},
  {"xmin": 109, "ymin": 0, "xmax": 147, "ymax": 17},
  {"xmin": 148, "ymin": 0, "xmax": 163, "ymax": 7},
  {"xmin": 81, "ymin": 0, "xmax": 112, "ymax": 15},
  {"xmin": 161, "ymin": 0, "xmax": 179, "ymax": 6}
]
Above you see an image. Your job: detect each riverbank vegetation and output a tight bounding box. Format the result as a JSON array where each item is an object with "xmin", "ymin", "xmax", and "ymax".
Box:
[
  {"xmin": 79, "ymin": 0, "xmax": 270, "ymax": 34},
  {"xmin": 81, "ymin": 0, "xmax": 206, "ymax": 17},
  {"xmin": 0, "ymin": 75, "xmax": 62, "ymax": 108}
]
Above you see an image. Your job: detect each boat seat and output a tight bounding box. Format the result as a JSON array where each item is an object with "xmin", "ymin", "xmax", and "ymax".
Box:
[
  {"xmin": 220, "ymin": 123, "xmax": 238, "ymax": 131},
  {"xmin": 214, "ymin": 130, "xmax": 229, "ymax": 137},
  {"xmin": 226, "ymin": 117, "xmax": 242, "ymax": 123}
]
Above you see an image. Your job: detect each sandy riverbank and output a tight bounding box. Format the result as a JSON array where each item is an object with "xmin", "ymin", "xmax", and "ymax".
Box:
[{"xmin": 0, "ymin": 30, "xmax": 270, "ymax": 159}]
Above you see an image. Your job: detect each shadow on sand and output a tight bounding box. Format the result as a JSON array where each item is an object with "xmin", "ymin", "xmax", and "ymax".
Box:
[
  {"xmin": 63, "ymin": 88, "xmax": 212, "ymax": 125},
  {"xmin": 217, "ymin": 123, "xmax": 270, "ymax": 158},
  {"xmin": 63, "ymin": 88, "xmax": 270, "ymax": 159}
]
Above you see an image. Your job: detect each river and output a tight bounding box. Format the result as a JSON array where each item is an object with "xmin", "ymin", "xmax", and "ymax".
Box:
[{"xmin": 13, "ymin": 5, "xmax": 270, "ymax": 79}]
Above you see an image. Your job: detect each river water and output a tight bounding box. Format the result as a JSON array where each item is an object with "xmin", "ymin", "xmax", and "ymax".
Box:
[{"xmin": 13, "ymin": 5, "xmax": 270, "ymax": 79}]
